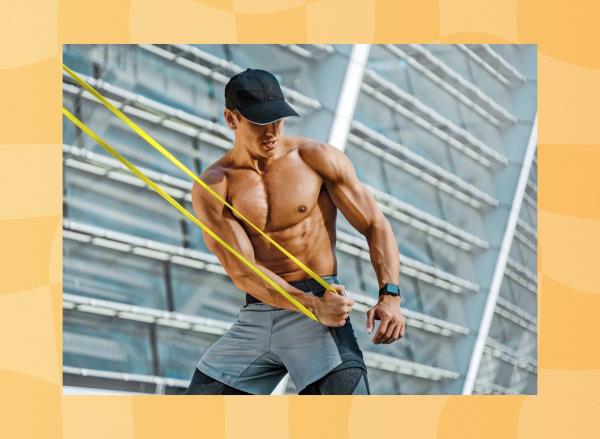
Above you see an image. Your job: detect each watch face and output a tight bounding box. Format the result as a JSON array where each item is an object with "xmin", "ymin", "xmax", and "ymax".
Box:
[
  {"xmin": 380, "ymin": 283, "xmax": 401, "ymax": 295},
  {"xmin": 387, "ymin": 283, "xmax": 400, "ymax": 293}
]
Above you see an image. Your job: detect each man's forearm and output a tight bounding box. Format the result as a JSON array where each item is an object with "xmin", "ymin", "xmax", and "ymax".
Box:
[
  {"xmin": 366, "ymin": 217, "xmax": 400, "ymax": 288},
  {"xmin": 231, "ymin": 264, "xmax": 318, "ymax": 313}
]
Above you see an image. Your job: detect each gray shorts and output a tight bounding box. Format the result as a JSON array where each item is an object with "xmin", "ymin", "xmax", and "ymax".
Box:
[{"xmin": 196, "ymin": 275, "xmax": 367, "ymax": 394}]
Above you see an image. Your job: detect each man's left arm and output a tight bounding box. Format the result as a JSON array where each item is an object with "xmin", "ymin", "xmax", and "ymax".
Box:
[{"xmin": 302, "ymin": 142, "xmax": 406, "ymax": 344}]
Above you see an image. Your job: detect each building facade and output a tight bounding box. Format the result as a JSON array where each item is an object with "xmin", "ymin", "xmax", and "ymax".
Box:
[{"xmin": 62, "ymin": 44, "xmax": 537, "ymax": 394}]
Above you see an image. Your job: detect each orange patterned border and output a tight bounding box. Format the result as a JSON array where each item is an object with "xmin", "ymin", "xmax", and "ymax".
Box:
[{"xmin": 1, "ymin": 1, "xmax": 599, "ymax": 437}]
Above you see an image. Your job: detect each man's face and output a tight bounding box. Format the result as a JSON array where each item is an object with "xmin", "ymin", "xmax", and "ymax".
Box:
[{"xmin": 225, "ymin": 109, "xmax": 285, "ymax": 158}]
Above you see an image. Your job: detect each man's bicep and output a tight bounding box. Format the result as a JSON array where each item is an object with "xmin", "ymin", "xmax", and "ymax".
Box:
[
  {"xmin": 201, "ymin": 212, "xmax": 255, "ymax": 261},
  {"xmin": 324, "ymin": 149, "xmax": 382, "ymax": 235},
  {"xmin": 191, "ymin": 181, "xmax": 256, "ymax": 273}
]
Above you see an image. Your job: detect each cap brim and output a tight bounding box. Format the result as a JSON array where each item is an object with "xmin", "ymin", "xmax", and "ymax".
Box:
[{"xmin": 238, "ymin": 99, "xmax": 301, "ymax": 125}]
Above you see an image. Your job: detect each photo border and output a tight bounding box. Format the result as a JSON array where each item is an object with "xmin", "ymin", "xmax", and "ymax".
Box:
[{"xmin": 1, "ymin": 1, "xmax": 598, "ymax": 437}]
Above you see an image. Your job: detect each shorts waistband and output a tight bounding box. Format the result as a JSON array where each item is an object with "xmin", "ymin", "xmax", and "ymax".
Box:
[{"xmin": 245, "ymin": 274, "xmax": 339, "ymax": 305}]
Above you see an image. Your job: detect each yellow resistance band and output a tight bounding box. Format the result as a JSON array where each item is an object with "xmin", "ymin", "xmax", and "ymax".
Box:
[
  {"xmin": 62, "ymin": 107, "xmax": 319, "ymax": 322},
  {"xmin": 63, "ymin": 63, "xmax": 337, "ymax": 296}
]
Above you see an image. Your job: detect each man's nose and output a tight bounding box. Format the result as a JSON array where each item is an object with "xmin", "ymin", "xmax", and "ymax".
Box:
[{"xmin": 264, "ymin": 122, "xmax": 277, "ymax": 135}]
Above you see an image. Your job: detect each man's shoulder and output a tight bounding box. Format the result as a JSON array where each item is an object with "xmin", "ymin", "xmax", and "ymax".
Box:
[
  {"xmin": 293, "ymin": 136, "xmax": 339, "ymax": 164},
  {"xmin": 200, "ymin": 162, "xmax": 227, "ymax": 183},
  {"xmin": 193, "ymin": 160, "xmax": 229, "ymax": 200},
  {"xmin": 292, "ymin": 136, "xmax": 330, "ymax": 153},
  {"xmin": 293, "ymin": 137, "xmax": 348, "ymax": 179}
]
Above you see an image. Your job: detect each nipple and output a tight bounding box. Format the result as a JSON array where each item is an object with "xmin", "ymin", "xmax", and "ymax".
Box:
[{"xmin": 298, "ymin": 205, "xmax": 307, "ymax": 213}]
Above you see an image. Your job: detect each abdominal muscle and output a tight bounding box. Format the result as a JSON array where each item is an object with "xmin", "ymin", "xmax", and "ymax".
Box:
[{"xmin": 247, "ymin": 208, "xmax": 337, "ymax": 283}]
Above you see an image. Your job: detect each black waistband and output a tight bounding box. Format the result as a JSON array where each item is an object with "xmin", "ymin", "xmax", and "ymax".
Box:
[{"xmin": 245, "ymin": 274, "xmax": 339, "ymax": 305}]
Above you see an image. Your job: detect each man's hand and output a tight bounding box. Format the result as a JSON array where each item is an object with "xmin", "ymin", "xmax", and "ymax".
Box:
[
  {"xmin": 313, "ymin": 284, "xmax": 354, "ymax": 327},
  {"xmin": 366, "ymin": 295, "xmax": 405, "ymax": 344}
]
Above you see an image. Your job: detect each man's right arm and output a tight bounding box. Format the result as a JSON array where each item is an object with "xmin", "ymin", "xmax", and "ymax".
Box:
[{"xmin": 190, "ymin": 168, "xmax": 352, "ymax": 326}]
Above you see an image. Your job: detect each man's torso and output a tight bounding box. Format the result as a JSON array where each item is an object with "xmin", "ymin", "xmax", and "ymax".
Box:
[{"xmin": 218, "ymin": 136, "xmax": 337, "ymax": 282}]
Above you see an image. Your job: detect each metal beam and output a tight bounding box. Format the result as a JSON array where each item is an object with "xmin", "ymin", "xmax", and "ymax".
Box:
[
  {"xmin": 462, "ymin": 113, "xmax": 538, "ymax": 394},
  {"xmin": 328, "ymin": 44, "xmax": 371, "ymax": 150}
]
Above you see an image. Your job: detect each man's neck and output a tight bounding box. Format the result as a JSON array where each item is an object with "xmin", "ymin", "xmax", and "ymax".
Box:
[{"xmin": 229, "ymin": 138, "xmax": 284, "ymax": 173}]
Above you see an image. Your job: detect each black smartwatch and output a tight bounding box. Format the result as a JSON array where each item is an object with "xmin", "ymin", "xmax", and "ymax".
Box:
[{"xmin": 379, "ymin": 283, "xmax": 401, "ymax": 299}]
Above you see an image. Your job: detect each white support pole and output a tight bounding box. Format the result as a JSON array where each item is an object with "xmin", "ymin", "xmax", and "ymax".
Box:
[
  {"xmin": 462, "ymin": 113, "xmax": 538, "ymax": 394},
  {"xmin": 328, "ymin": 44, "xmax": 371, "ymax": 151},
  {"xmin": 271, "ymin": 373, "xmax": 291, "ymax": 395}
]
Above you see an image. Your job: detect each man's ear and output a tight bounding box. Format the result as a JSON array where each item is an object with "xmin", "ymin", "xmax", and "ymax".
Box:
[{"xmin": 224, "ymin": 109, "xmax": 237, "ymax": 129}]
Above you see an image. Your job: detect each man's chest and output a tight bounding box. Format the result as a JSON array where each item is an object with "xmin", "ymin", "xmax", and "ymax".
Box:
[{"xmin": 226, "ymin": 159, "xmax": 324, "ymax": 231}]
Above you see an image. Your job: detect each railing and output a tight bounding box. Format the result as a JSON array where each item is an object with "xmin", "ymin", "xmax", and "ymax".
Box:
[
  {"xmin": 385, "ymin": 44, "xmax": 517, "ymax": 124},
  {"xmin": 350, "ymin": 121, "xmax": 499, "ymax": 207},
  {"xmin": 361, "ymin": 68, "xmax": 509, "ymax": 167},
  {"xmin": 494, "ymin": 297, "xmax": 537, "ymax": 333}
]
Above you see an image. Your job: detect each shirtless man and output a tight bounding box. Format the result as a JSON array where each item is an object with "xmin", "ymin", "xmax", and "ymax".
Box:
[{"xmin": 184, "ymin": 68, "xmax": 405, "ymax": 395}]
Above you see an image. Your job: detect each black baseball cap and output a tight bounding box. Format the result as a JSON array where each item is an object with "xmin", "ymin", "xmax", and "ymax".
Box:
[{"xmin": 225, "ymin": 68, "xmax": 301, "ymax": 125}]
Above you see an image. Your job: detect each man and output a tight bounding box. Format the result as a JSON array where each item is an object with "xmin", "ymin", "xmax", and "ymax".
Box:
[{"xmin": 184, "ymin": 68, "xmax": 405, "ymax": 395}]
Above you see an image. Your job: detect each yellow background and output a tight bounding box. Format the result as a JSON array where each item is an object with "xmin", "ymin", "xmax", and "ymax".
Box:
[{"xmin": 1, "ymin": 0, "xmax": 598, "ymax": 437}]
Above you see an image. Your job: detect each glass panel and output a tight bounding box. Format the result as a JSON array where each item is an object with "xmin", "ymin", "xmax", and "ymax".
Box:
[
  {"xmin": 63, "ymin": 310, "xmax": 154, "ymax": 375},
  {"xmin": 358, "ymin": 259, "xmax": 380, "ymax": 295},
  {"xmin": 366, "ymin": 368, "xmax": 447, "ymax": 395},
  {"xmin": 355, "ymin": 92, "xmax": 453, "ymax": 172},
  {"xmin": 404, "ymin": 327, "xmax": 458, "ymax": 371},
  {"xmin": 399, "ymin": 276, "xmax": 420, "ymax": 313},
  {"xmin": 64, "ymin": 167, "xmax": 184, "ymax": 246},
  {"xmin": 504, "ymin": 277, "xmax": 537, "ymax": 318},
  {"xmin": 438, "ymin": 193, "xmax": 487, "ymax": 240},
  {"xmin": 508, "ymin": 240, "xmax": 523, "ymax": 267},
  {"xmin": 416, "ymin": 279, "xmax": 468, "ymax": 326},
  {"xmin": 523, "ymin": 200, "xmax": 537, "ymax": 229},
  {"xmin": 426, "ymin": 235, "xmax": 477, "ymax": 282},
  {"xmin": 345, "ymin": 141, "xmax": 387, "ymax": 192},
  {"xmin": 478, "ymin": 353, "xmax": 536, "ymax": 393},
  {"xmin": 62, "ymin": 94, "xmax": 78, "ymax": 146},
  {"xmin": 387, "ymin": 217, "xmax": 432, "ymax": 266},
  {"xmin": 465, "ymin": 56, "xmax": 515, "ymax": 112},
  {"xmin": 365, "ymin": 368, "xmax": 401, "ymax": 394},
  {"xmin": 518, "ymin": 201, "xmax": 537, "ymax": 228},
  {"xmin": 64, "ymin": 240, "xmax": 168, "ymax": 310},
  {"xmin": 382, "ymin": 160, "xmax": 443, "ymax": 217},
  {"xmin": 447, "ymin": 147, "xmax": 496, "ymax": 195},
  {"xmin": 336, "ymin": 212, "xmax": 361, "ymax": 239},
  {"xmin": 459, "ymin": 101, "xmax": 506, "ymax": 158},
  {"xmin": 335, "ymin": 251, "xmax": 363, "ymax": 294},
  {"xmin": 198, "ymin": 143, "xmax": 229, "ymax": 172},
  {"xmin": 426, "ymin": 45, "xmax": 473, "ymax": 83},
  {"xmin": 353, "ymin": 91, "xmax": 398, "ymax": 135},
  {"xmin": 171, "ymin": 265, "xmax": 244, "ymax": 321},
  {"xmin": 69, "ymin": 99, "xmax": 199, "ymax": 177},
  {"xmin": 156, "ymin": 327, "xmax": 220, "ymax": 380},
  {"xmin": 368, "ymin": 45, "xmax": 411, "ymax": 91},
  {"xmin": 488, "ymin": 313, "xmax": 536, "ymax": 356},
  {"xmin": 405, "ymin": 65, "xmax": 464, "ymax": 128}
]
